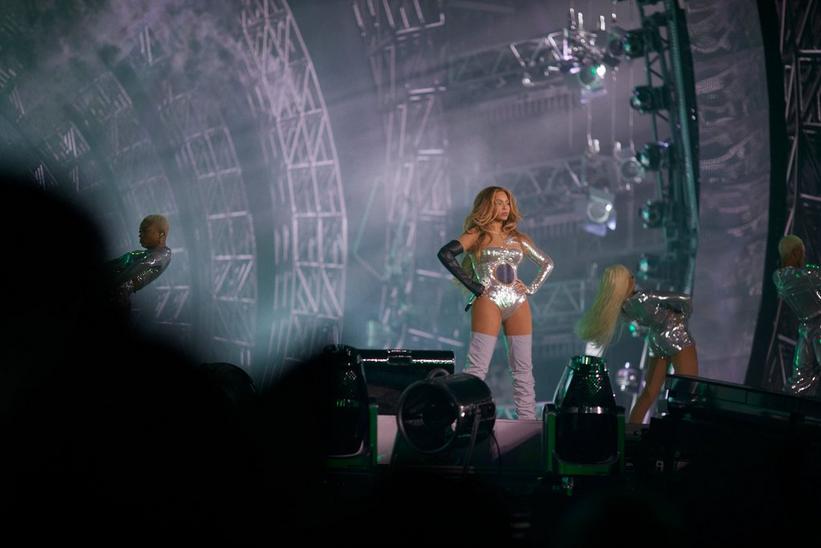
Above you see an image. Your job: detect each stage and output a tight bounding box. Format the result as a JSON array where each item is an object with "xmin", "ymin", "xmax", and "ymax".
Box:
[{"xmin": 321, "ymin": 376, "xmax": 821, "ymax": 546}]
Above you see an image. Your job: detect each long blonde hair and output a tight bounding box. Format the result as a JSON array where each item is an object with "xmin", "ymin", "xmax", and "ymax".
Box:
[
  {"xmin": 575, "ymin": 264, "xmax": 633, "ymax": 349},
  {"xmin": 461, "ymin": 186, "xmax": 531, "ymax": 276}
]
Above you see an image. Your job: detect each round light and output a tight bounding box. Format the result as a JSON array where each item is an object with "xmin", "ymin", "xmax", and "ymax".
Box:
[
  {"xmin": 586, "ymin": 201, "xmax": 611, "ymax": 224},
  {"xmin": 596, "ymin": 64, "xmax": 607, "ymax": 78}
]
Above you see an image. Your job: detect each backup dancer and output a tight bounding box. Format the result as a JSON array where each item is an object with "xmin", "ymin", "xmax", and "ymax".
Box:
[
  {"xmin": 773, "ymin": 235, "xmax": 821, "ymax": 395},
  {"xmin": 106, "ymin": 214, "xmax": 172, "ymax": 310},
  {"xmin": 576, "ymin": 264, "xmax": 698, "ymax": 424}
]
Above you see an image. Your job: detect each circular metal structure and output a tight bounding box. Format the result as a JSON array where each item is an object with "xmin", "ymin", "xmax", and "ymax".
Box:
[{"xmin": 0, "ymin": 0, "xmax": 347, "ymax": 384}]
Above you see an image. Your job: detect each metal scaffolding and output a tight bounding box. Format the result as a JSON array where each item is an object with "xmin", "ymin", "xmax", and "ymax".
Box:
[
  {"xmin": 353, "ymin": 0, "xmax": 456, "ymax": 350},
  {"xmin": 240, "ymin": 0, "xmax": 348, "ymax": 383},
  {"xmin": 629, "ymin": 0, "xmax": 700, "ymax": 293}
]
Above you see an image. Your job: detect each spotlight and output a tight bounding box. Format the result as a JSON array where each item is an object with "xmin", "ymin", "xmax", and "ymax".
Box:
[
  {"xmin": 638, "ymin": 253, "xmax": 657, "ymax": 277},
  {"xmin": 630, "ymin": 85, "xmax": 669, "ymax": 113},
  {"xmin": 615, "ymin": 362, "xmax": 641, "ymax": 393},
  {"xmin": 619, "ymin": 157, "xmax": 644, "ymax": 184},
  {"xmin": 578, "ymin": 64, "xmax": 607, "ymax": 90},
  {"xmin": 324, "ymin": 345, "xmax": 377, "ymax": 465},
  {"xmin": 622, "ymin": 29, "xmax": 648, "ymax": 58},
  {"xmin": 607, "ymin": 27, "xmax": 648, "ymax": 59},
  {"xmin": 613, "ymin": 141, "xmax": 645, "ymax": 188},
  {"xmin": 545, "ymin": 355, "xmax": 625, "ymax": 475},
  {"xmin": 585, "ymin": 186, "xmax": 615, "ymax": 225},
  {"xmin": 396, "ymin": 372, "xmax": 496, "ymax": 455},
  {"xmin": 637, "ymin": 140, "xmax": 672, "ymax": 171},
  {"xmin": 639, "ymin": 200, "xmax": 665, "ymax": 228},
  {"xmin": 637, "ymin": 253, "xmax": 675, "ymax": 280}
]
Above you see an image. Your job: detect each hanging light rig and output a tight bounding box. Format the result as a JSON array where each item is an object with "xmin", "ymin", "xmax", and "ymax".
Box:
[{"xmin": 511, "ymin": 8, "xmax": 629, "ymax": 92}]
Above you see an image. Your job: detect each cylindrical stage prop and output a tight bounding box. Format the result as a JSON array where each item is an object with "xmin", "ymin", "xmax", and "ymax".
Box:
[
  {"xmin": 397, "ymin": 372, "xmax": 496, "ymax": 454},
  {"xmin": 552, "ymin": 354, "xmax": 619, "ymax": 464}
]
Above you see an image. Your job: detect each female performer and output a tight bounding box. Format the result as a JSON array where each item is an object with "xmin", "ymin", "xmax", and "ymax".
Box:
[
  {"xmin": 437, "ymin": 186, "xmax": 554, "ymax": 420},
  {"xmin": 576, "ymin": 264, "xmax": 698, "ymax": 424}
]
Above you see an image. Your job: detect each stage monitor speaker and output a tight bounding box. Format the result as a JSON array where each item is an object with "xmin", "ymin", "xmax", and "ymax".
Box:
[
  {"xmin": 664, "ymin": 374, "xmax": 821, "ymax": 425},
  {"xmin": 356, "ymin": 348, "xmax": 455, "ymax": 414},
  {"xmin": 641, "ymin": 374, "xmax": 821, "ymax": 482}
]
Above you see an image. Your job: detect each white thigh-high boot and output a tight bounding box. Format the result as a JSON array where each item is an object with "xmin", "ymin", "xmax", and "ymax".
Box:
[
  {"xmin": 507, "ymin": 334, "xmax": 536, "ymax": 419},
  {"xmin": 465, "ymin": 331, "xmax": 497, "ymax": 380}
]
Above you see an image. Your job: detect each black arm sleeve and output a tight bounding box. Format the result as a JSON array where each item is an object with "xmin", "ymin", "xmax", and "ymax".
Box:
[{"xmin": 437, "ymin": 240, "xmax": 484, "ymax": 297}]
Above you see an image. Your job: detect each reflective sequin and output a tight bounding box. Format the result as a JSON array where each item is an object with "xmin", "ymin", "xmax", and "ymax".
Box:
[
  {"xmin": 622, "ymin": 289, "xmax": 694, "ymax": 357},
  {"xmin": 773, "ymin": 264, "xmax": 821, "ymax": 394},
  {"xmin": 107, "ymin": 246, "xmax": 172, "ymax": 304},
  {"xmin": 470, "ymin": 237, "xmax": 553, "ymax": 320}
]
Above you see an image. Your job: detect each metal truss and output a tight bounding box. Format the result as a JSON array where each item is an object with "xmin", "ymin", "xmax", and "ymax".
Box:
[
  {"xmin": 353, "ymin": 0, "xmax": 455, "ymax": 351},
  {"xmin": 763, "ymin": 0, "xmax": 821, "ymax": 391},
  {"xmin": 161, "ymin": 88, "xmax": 257, "ymax": 367},
  {"xmin": 448, "ymin": 42, "xmax": 528, "ymax": 93},
  {"xmin": 475, "ymin": 156, "xmax": 596, "ymax": 217},
  {"xmin": 0, "ymin": 4, "xmax": 99, "ymax": 196},
  {"xmin": 530, "ymin": 279, "xmax": 588, "ymax": 357},
  {"xmin": 239, "ymin": 0, "xmax": 347, "ymax": 383},
  {"xmin": 629, "ymin": 0, "xmax": 700, "ymax": 293}
]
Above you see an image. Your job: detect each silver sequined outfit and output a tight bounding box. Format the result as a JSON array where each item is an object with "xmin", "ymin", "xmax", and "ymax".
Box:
[
  {"xmin": 621, "ymin": 289, "xmax": 694, "ymax": 358},
  {"xmin": 470, "ymin": 237, "xmax": 553, "ymax": 320},
  {"xmin": 773, "ymin": 264, "xmax": 821, "ymax": 395},
  {"xmin": 107, "ymin": 246, "xmax": 172, "ymax": 305}
]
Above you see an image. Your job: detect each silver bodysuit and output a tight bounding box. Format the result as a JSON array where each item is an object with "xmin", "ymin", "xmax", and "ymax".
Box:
[
  {"xmin": 773, "ymin": 264, "xmax": 821, "ymax": 394},
  {"xmin": 107, "ymin": 246, "xmax": 172, "ymax": 305},
  {"xmin": 622, "ymin": 289, "xmax": 694, "ymax": 358},
  {"xmin": 470, "ymin": 237, "xmax": 554, "ymax": 320}
]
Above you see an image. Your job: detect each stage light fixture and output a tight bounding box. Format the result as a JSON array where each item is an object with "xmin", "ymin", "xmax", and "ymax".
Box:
[
  {"xmin": 637, "ymin": 253, "xmax": 668, "ymax": 280},
  {"xmin": 639, "ymin": 200, "xmax": 665, "ymax": 228},
  {"xmin": 637, "ymin": 140, "xmax": 672, "ymax": 171},
  {"xmin": 578, "ymin": 63, "xmax": 607, "ymax": 90},
  {"xmin": 619, "ymin": 157, "xmax": 644, "ymax": 184},
  {"xmin": 545, "ymin": 355, "xmax": 624, "ymax": 475},
  {"xmin": 585, "ymin": 186, "xmax": 615, "ymax": 225},
  {"xmin": 324, "ymin": 345, "xmax": 376, "ymax": 464},
  {"xmin": 396, "ymin": 372, "xmax": 496, "ymax": 455},
  {"xmin": 607, "ymin": 27, "xmax": 648, "ymax": 60},
  {"xmin": 638, "ymin": 254, "xmax": 653, "ymax": 274},
  {"xmin": 615, "ymin": 362, "xmax": 641, "ymax": 393},
  {"xmin": 613, "ymin": 141, "xmax": 645, "ymax": 188},
  {"xmin": 630, "ymin": 85, "xmax": 669, "ymax": 113}
]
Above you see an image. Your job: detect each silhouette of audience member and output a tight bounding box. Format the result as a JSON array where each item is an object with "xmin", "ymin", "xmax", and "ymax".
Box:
[
  {"xmin": 549, "ymin": 488, "xmax": 687, "ymax": 548},
  {"xmin": 0, "ymin": 177, "xmax": 261, "ymax": 544}
]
